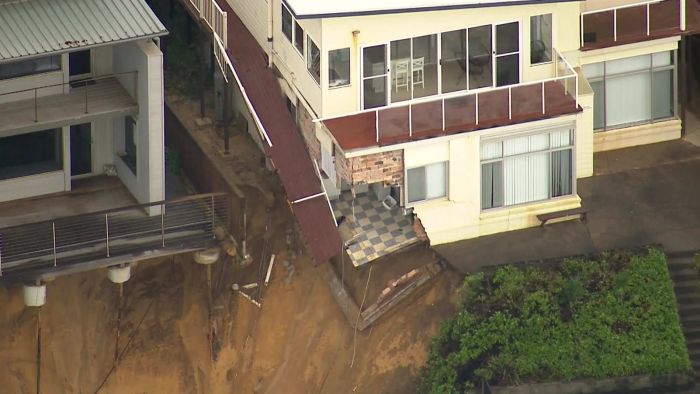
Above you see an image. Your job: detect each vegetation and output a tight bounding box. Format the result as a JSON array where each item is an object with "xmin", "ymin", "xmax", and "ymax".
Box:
[
  {"xmin": 420, "ymin": 248, "xmax": 690, "ymax": 393},
  {"xmin": 149, "ymin": 0, "xmax": 211, "ymax": 97}
]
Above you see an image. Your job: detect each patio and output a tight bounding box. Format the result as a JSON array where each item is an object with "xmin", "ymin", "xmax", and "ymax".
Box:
[
  {"xmin": 332, "ymin": 191, "xmax": 419, "ymax": 266},
  {"xmin": 434, "ymin": 140, "xmax": 700, "ymax": 273}
]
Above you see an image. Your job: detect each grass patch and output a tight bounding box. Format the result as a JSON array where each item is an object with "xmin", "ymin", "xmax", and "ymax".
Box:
[{"xmin": 420, "ymin": 248, "xmax": 690, "ymax": 393}]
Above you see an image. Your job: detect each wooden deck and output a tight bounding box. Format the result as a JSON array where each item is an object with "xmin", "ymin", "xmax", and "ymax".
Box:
[
  {"xmin": 582, "ymin": 0, "xmax": 700, "ymax": 50},
  {"xmin": 324, "ymin": 80, "xmax": 579, "ymax": 151},
  {"xmin": 0, "ymin": 77, "xmax": 137, "ymax": 136}
]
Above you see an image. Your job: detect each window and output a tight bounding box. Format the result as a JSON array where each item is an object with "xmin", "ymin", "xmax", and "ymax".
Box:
[
  {"xmin": 121, "ymin": 116, "xmax": 137, "ymax": 175},
  {"xmin": 69, "ymin": 50, "xmax": 91, "ymax": 77},
  {"xmin": 407, "ymin": 162, "xmax": 447, "ymax": 203},
  {"xmin": 390, "ymin": 34, "xmax": 438, "ymax": 102},
  {"xmin": 294, "ymin": 21, "xmax": 304, "ymax": 54},
  {"xmin": 530, "ymin": 14, "xmax": 552, "ymax": 64},
  {"xmin": 282, "ymin": 4, "xmax": 292, "ymax": 42},
  {"xmin": 329, "ymin": 48, "xmax": 350, "ymax": 88},
  {"xmin": 583, "ymin": 51, "xmax": 675, "ymax": 131},
  {"xmin": 481, "ymin": 129, "xmax": 573, "ymax": 210},
  {"xmin": 307, "ymin": 37, "xmax": 320, "ymax": 84},
  {"xmin": 0, "ymin": 55, "xmax": 61, "ymax": 80},
  {"xmin": 0, "ymin": 128, "xmax": 63, "ymax": 180},
  {"xmin": 285, "ymin": 95, "xmax": 297, "ymax": 124}
]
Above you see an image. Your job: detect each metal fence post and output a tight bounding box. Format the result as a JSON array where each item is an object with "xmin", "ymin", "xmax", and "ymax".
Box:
[
  {"xmin": 105, "ymin": 213, "xmax": 110, "ymax": 257},
  {"xmin": 84, "ymin": 81, "xmax": 88, "ymax": 114},
  {"xmin": 52, "ymin": 222, "xmax": 57, "ymax": 267},
  {"xmin": 475, "ymin": 93, "xmax": 479, "ymax": 125},
  {"xmin": 508, "ymin": 87, "xmax": 512, "ymax": 120},
  {"xmin": 161, "ymin": 203, "xmax": 166, "ymax": 247},
  {"xmin": 210, "ymin": 195, "xmax": 216, "ymax": 238},
  {"xmin": 34, "ymin": 89, "xmax": 38, "ymax": 122}
]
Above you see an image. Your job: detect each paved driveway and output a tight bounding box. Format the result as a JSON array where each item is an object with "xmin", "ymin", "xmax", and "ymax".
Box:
[{"xmin": 435, "ymin": 140, "xmax": 700, "ymax": 273}]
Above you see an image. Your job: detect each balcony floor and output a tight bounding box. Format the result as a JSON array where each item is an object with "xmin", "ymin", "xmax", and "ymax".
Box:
[
  {"xmin": 0, "ymin": 77, "xmax": 137, "ymax": 136},
  {"xmin": 325, "ymin": 80, "xmax": 578, "ymax": 151},
  {"xmin": 0, "ymin": 176, "xmax": 136, "ymax": 228}
]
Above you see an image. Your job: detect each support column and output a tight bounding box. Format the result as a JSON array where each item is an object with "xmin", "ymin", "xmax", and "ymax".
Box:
[{"xmin": 681, "ymin": 37, "xmax": 688, "ymax": 135}]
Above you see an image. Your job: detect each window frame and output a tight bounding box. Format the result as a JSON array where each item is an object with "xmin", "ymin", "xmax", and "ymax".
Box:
[
  {"xmin": 294, "ymin": 20, "xmax": 304, "ymax": 55},
  {"xmin": 307, "ymin": 36, "xmax": 321, "ymax": 85},
  {"xmin": 480, "ymin": 128, "xmax": 575, "ymax": 211},
  {"xmin": 328, "ymin": 47, "xmax": 351, "ymax": 88},
  {"xmin": 530, "ymin": 14, "xmax": 553, "ymax": 65},
  {"xmin": 405, "ymin": 161, "xmax": 449, "ymax": 205},
  {"xmin": 584, "ymin": 50, "xmax": 677, "ymax": 132},
  {"xmin": 281, "ymin": 3, "xmax": 293, "ymax": 43},
  {"xmin": 0, "ymin": 55, "xmax": 62, "ymax": 81}
]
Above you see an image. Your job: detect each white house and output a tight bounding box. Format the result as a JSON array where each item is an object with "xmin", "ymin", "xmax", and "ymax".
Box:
[{"xmin": 0, "ymin": 0, "xmax": 168, "ymax": 206}]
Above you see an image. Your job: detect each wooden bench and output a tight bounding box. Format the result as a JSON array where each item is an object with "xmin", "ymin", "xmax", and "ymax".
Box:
[{"xmin": 537, "ymin": 207, "xmax": 587, "ymax": 227}]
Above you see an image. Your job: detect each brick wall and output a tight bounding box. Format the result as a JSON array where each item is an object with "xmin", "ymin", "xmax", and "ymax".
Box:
[
  {"xmin": 336, "ymin": 150, "xmax": 404, "ymax": 187},
  {"xmin": 297, "ymin": 101, "xmax": 321, "ymax": 162}
]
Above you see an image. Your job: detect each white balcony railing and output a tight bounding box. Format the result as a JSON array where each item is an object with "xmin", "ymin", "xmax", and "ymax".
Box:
[
  {"xmin": 580, "ymin": 0, "xmax": 684, "ymax": 48},
  {"xmin": 185, "ymin": 0, "xmax": 227, "ymax": 46},
  {"xmin": 317, "ymin": 49, "xmax": 579, "ymax": 146}
]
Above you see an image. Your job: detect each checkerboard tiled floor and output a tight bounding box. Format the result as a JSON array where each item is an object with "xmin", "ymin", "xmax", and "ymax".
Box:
[{"xmin": 332, "ymin": 192, "xmax": 418, "ymax": 266}]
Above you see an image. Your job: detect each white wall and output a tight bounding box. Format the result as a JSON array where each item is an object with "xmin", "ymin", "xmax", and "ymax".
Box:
[
  {"xmin": 112, "ymin": 40, "xmax": 165, "ymax": 205},
  {"xmin": 225, "ymin": 0, "xmax": 270, "ymax": 51}
]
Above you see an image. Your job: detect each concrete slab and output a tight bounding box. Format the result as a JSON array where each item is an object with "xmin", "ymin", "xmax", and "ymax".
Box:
[
  {"xmin": 436, "ymin": 141, "xmax": 700, "ymax": 273},
  {"xmin": 0, "ymin": 176, "xmax": 136, "ymax": 228}
]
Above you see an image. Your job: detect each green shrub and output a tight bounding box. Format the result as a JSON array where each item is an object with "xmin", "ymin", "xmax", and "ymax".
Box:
[{"xmin": 420, "ymin": 248, "xmax": 690, "ymax": 393}]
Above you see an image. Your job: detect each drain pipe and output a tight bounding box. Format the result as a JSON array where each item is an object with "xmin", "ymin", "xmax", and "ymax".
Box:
[{"xmin": 267, "ymin": 0, "xmax": 274, "ymax": 68}]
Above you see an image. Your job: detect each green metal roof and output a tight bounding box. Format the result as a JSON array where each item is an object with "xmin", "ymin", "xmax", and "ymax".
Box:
[{"xmin": 0, "ymin": 0, "xmax": 168, "ymax": 62}]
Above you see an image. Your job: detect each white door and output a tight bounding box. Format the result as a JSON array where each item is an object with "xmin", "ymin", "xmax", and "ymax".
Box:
[{"xmin": 321, "ymin": 145, "xmax": 336, "ymax": 182}]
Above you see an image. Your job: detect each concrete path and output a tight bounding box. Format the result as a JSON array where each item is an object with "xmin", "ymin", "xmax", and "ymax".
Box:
[{"xmin": 435, "ymin": 141, "xmax": 700, "ymax": 273}]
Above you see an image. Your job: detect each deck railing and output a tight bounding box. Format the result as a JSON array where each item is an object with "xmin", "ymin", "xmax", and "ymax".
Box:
[
  {"xmin": 0, "ymin": 71, "xmax": 137, "ymax": 123},
  {"xmin": 0, "ymin": 193, "xmax": 229, "ymax": 277},
  {"xmin": 318, "ymin": 49, "xmax": 578, "ymax": 145},
  {"xmin": 581, "ymin": 0, "xmax": 683, "ymax": 48},
  {"xmin": 185, "ymin": 0, "xmax": 227, "ymax": 46}
]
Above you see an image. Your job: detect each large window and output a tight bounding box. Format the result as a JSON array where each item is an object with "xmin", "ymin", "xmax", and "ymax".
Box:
[
  {"xmin": 481, "ymin": 129, "xmax": 573, "ymax": 210},
  {"xmin": 307, "ymin": 37, "xmax": 320, "ymax": 84},
  {"xmin": 407, "ymin": 162, "xmax": 447, "ymax": 203},
  {"xmin": 281, "ymin": 4, "xmax": 292, "ymax": 42},
  {"xmin": 329, "ymin": 48, "xmax": 350, "ymax": 88},
  {"xmin": 583, "ymin": 51, "xmax": 675, "ymax": 131},
  {"xmin": 0, "ymin": 128, "xmax": 63, "ymax": 180},
  {"xmin": 390, "ymin": 34, "xmax": 438, "ymax": 103},
  {"xmin": 530, "ymin": 14, "xmax": 552, "ymax": 64},
  {"xmin": 0, "ymin": 55, "xmax": 61, "ymax": 80}
]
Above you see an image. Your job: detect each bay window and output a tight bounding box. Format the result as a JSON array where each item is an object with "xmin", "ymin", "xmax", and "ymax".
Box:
[
  {"xmin": 407, "ymin": 162, "xmax": 447, "ymax": 203},
  {"xmin": 481, "ymin": 128, "xmax": 573, "ymax": 210},
  {"xmin": 583, "ymin": 51, "xmax": 675, "ymax": 131}
]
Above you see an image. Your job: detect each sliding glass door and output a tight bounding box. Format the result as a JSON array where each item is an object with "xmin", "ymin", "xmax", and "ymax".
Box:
[
  {"xmin": 468, "ymin": 25, "xmax": 493, "ymax": 89},
  {"xmin": 362, "ymin": 45, "xmax": 388, "ymax": 109},
  {"xmin": 441, "ymin": 29, "xmax": 467, "ymax": 93},
  {"xmin": 495, "ymin": 22, "xmax": 520, "ymax": 86}
]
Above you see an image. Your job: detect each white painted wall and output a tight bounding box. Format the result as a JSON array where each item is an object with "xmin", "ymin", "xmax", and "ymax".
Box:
[{"xmin": 112, "ymin": 40, "xmax": 165, "ymax": 206}]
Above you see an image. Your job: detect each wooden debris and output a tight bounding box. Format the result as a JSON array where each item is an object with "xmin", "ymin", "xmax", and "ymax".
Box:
[{"xmin": 264, "ymin": 254, "xmax": 275, "ymax": 286}]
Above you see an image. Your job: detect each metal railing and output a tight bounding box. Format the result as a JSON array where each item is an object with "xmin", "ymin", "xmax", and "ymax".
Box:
[
  {"xmin": 581, "ymin": 0, "xmax": 683, "ymax": 47},
  {"xmin": 317, "ymin": 49, "xmax": 578, "ymax": 145},
  {"xmin": 0, "ymin": 193, "xmax": 229, "ymax": 277},
  {"xmin": 0, "ymin": 71, "xmax": 137, "ymax": 124},
  {"xmin": 185, "ymin": 0, "xmax": 227, "ymax": 46}
]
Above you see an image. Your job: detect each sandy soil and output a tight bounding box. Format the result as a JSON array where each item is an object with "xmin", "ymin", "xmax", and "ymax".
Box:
[
  {"xmin": 0, "ymin": 80, "xmax": 461, "ymax": 394},
  {"xmin": 0, "ymin": 246, "xmax": 459, "ymax": 394}
]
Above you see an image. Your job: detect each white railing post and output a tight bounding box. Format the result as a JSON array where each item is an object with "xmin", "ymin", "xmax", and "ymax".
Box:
[
  {"xmin": 375, "ymin": 110, "xmax": 379, "ymax": 143},
  {"xmin": 408, "ymin": 104, "xmax": 413, "ymax": 138},
  {"xmin": 441, "ymin": 99, "xmax": 446, "ymax": 131},
  {"xmin": 508, "ymin": 87, "xmax": 512, "ymax": 120},
  {"xmin": 105, "ymin": 213, "xmax": 110, "ymax": 257},
  {"xmin": 575, "ymin": 74, "xmax": 579, "ymax": 109},
  {"xmin": 542, "ymin": 81, "xmax": 546, "ymax": 115},
  {"xmin": 647, "ymin": 3, "xmax": 651, "ymax": 36},
  {"xmin": 0, "ymin": 238, "xmax": 3, "ymax": 277},
  {"xmin": 580, "ymin": 14, "xmax": 585, "ymax": 47},
  {"xmin": 475, "ymin": 93, "xmax": 479, "ymax": 125},
  {"xmin": 613, "ymin": 9, "xmax": 618, "ymax": 41},
  {"xmin": 210, "ymin": 195, "xmax": 216, "ymax": 238},
  {"xmin": 681, "ymin": 0, "xmax": 686, "ymax": 31},
  {"xmin": 52, "ymin": 222, "xmax": 57, "ymax": 267}
]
